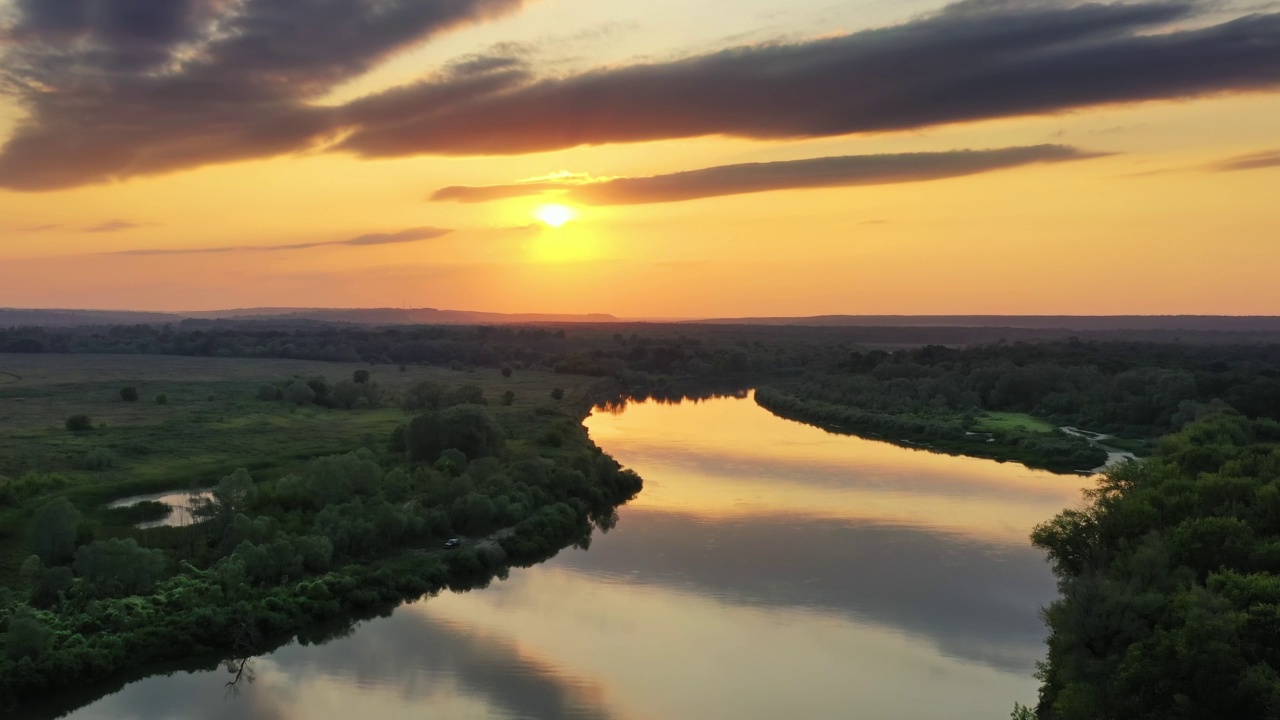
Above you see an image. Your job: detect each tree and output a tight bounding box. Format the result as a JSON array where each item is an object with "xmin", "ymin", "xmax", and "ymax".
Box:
[
  {"xmin": 550, "ymin": 387, "xmax": 565, "ymax": 401},
  {"xmin": 65, "ymin": 414, "xmax": 92, "ymax": 432},
  {"xmin": 353, "ymin": 369, "xmax": 370, "ymax": 385},
  {"xmin": 501, "ymin": 366, "xmax": 513, "ymax": 378},
  {"xmin": 4, "ymin": 610, "xmax": 51, "ymax": 661},
  {"xmin": 193, "ymin": 468, "xmax": 258, "ymax": 526},
  {"xmin": 29, "ymin": 498, "xmax": 82, "ymax": 564},
  {"xmin": 446, "ymin": 383, "xmax": 486, "ymax": 407},
  {"xmin": 120, "ymin": 386, "xmax": 139, "ymax": 402},
  {"xmin": 256, "ymin": 383, "xmax": 281, "ymax": 401},
  {"xmin": 502, "ymin": 390, "xmax": 515, "ymax": 406},
  {"xmin": 362, "ymin": 381, "xmax": 385, "ymax": 408},
  {"xmin": 31, "ymin": 567, "xmax": 74, "ymax": 609},
  {"xmin": 407, "ymin": 405, "xmax": 505, "ymax": 463},
  {"xmin": 403, "ymin": 380, "xmax": 444, "ymax": 412},
  {"xmin": 332, "ymin": 379, "xmax": 362, "ymax": 409},
  {"xmin": 74, "ymin": 538, "xmax": 166, "ymax": 597},
  {"xmin": 19, "ymin": 554, "xmax": 42, "ymax": 582},
  {"xmin": 155, "ymin": 392, "xmax": 168, "ymax": 405},
  {"xmin": 284, "ymin": 380, "xmax": 315, "ymax": 406}
]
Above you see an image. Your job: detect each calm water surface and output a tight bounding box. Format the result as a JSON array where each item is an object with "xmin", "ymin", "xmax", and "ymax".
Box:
[{"xmin": 61, "ymin": 393, "xmax": 1093, "ymax": 719}]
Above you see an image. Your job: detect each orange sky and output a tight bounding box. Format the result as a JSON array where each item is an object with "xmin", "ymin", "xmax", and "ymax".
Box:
[{"xmin": 0, "ymin": 0, "xmax": 1278, "ymax": 317}]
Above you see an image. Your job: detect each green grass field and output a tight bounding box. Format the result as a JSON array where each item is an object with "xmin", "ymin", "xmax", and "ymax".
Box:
[
  {"xmin": 0, "ymin": 353, "xmax": 593, "ymax": 581},
  {"xmin": 973, "ymin": 411, "xmax": 1058, "ymax": 434}
]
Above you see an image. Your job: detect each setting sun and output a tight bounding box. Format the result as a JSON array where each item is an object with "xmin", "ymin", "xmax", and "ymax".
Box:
[{"xmin": 533, "ymin": 203, "xmax": 577, "ymax": 228}]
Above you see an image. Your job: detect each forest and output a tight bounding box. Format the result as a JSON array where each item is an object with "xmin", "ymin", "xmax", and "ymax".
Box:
[{"xmin": 1030, "ymin": 410, "xmax": 1280, "ymax": 718}]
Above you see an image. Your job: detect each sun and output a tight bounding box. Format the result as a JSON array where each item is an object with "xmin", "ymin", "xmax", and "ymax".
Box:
[{"xmin": 533, "ymin": 203, "xmax": 577, "ymax": 228}]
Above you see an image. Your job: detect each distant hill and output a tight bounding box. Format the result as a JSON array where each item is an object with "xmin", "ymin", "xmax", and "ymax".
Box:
[
  {"xmin": 0, "ymin": 308, "xmax": 184, "ymax": 327},
  {"xmin": 689, "ymin": 315, "xmax": 1280, "ymax": 332},
  {"xmin": 0, "ymin": 307, "xmax": 619, "ymax": 327},
  {"xmin": 5, "ymin": 308, "xmax": 1280, "ymax": 333},
  {"xmin": 187, "ymin": 307, "xmax": 620, "ymax": 325}
]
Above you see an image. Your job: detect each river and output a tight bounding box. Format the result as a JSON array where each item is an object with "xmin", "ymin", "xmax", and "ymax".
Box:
[{"xmin": 53, "ymin": 392, "xmax": 1093, "ymax": 719}]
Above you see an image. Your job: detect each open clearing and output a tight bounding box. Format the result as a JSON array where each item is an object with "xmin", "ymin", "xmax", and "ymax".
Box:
[{"xmin": 974, "ymin": 411, "xmax": 1058, "ymax": 434}]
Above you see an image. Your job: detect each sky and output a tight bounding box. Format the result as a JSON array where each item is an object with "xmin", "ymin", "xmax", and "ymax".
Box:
[{"xmin": 0, "ymin": 0, "xmax": 1278, "ymax": 317}]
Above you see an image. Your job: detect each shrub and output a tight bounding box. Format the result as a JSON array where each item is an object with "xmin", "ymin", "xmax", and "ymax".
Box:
[
  {"xmin": 284, "ymin": 381, "xmax": 315, "ymax": 406},
  {"xmin": 501, "ymin": 366, "xmax": 513, "ymax": 378},
  {"xmin": 550, "ymin": 388, "xmax": 565, "ymax": 401},
  {"xmin": 501, "ymin": 390, "xmax": 515, "ymax": 406},
  {"xmin": 353, "ymin": 369, "xmax": 370, "ymax": 384},
  {"xmin": 82, "ymin": 448, "xmax": 116, "ymax": 471},
  {"xmin": 333, "ymin": 379, "xmax": 362, "ymax": 409},
  {"xmin": 256, "ymin": 383, "xmax": 281, "ymax": 401},
  {"xmin": 120, "ymin": 386, "xmax": 139, "ymax": 402},
  {"xmin": 155, "ymin": 393, "xmax": 168, "ymax": 405},
  {"xmin": 65, "ymin": 414, "xmax": 93, "ymax": 432}
]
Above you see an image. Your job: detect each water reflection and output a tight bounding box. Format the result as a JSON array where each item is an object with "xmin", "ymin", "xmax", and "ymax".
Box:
[
  {"xmin": 552, "ymin": 507, "xmax": 1050, "ymax": 672},
  {"xmin": 108, "ymin": 490, "xmax": 210, "ymax": 528},
  {"xmin": 52, "ymin": 392, "xmax": 1090, "ymax": 720}
]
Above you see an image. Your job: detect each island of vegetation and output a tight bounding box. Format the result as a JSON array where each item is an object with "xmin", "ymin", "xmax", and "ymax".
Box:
[{"xmin": 0, "ymin": 355, "xmax": 639, "ymax": 710}]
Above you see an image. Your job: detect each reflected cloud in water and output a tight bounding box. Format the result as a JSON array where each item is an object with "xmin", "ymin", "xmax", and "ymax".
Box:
[
  {"xmin": 58, "ymin": 603, "xmax": 628, "ymax": 720},
  {"xmin": 52, "ymin": 392, "xmax": 1075, "ymax": 720}
]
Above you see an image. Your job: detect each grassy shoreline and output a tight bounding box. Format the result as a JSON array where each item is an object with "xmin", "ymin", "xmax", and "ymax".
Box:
[{"xmin": 754, "ymin": 386, "xmax": 1110, "ymax": 474}]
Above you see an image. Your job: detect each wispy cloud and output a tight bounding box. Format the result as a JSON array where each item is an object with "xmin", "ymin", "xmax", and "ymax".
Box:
[
  {"xmin": 432, "ymin": 145, "xmax": 1104, "ymax": 205},
  {"xmin": 106, "ymin": 227, "xmax": 453, "ymax": 256},
  {"xmin": 1209, "ymin": 149, "xmax": 1280, "ymax": 172},
  {"xmin": 86, "ymin": 219, "xmax": 150, "ymax": 233}
]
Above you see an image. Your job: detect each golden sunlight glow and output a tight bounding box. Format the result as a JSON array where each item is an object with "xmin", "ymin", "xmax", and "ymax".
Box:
[
  {"xmin": 526, "ymin": 224, "xmax": 600, "ymax": 263},
  {"xmin": 533, "ymin": 203, "xmax": 577, "ymax": 228}
]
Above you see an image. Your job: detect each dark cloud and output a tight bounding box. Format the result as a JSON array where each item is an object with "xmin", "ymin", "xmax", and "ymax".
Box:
[
  {"xmin": 341, "ymin": 2, "xmax": 1280, "ymax": 157},
  {"xmin": 85, "ymin": 219, "xmax": 148, "ymax": 233},
  {"xmin": 3, "ymin": 1, "xmax": 1280, "ymax": 190},
  {"xmin": 432, "ymin": 145, "xmax": 1102, "ymax": 205},
  {"xmin": 0, "ymin": 0, "xmax": 526, "ymax": 190},
  {"xmin": 107, "ymin": 227, "xmax": 452, "ymax": 255},
  {"xmin": 1209, "ymin": 148, "xmax": 1280, "ymax": 171}
]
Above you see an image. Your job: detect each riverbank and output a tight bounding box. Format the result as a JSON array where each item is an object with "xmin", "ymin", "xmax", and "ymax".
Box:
[{"xmin": 754, "ymin": 387, "xmax": 1109, "ymax": 474}]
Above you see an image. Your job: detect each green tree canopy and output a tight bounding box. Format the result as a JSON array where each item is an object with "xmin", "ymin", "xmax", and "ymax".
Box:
[{"xmin": 29, "ymin": 498, "xmax": 82, "ymax": 564}]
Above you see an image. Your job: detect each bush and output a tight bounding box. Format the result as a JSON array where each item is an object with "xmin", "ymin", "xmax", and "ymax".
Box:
[
  {"xmin": 353, "ymin": 369, "xmax": 370, "ymax": 385},
  {"xmin": 332, "ymin": 379, "xmax": 362, "ymax": 409},
  {"xmin": 155, "ymin": 392, "xmax": 168, "ymax": 405},
  {"xmin": 120, "ymin": 386, "xmax": 139, "ymax": 402},
  {"xmin": 284, "ymin": 381, "xmax": 315, "ymax": 406},
  {"xmin": 550, "ymin": 388, "xmax": 565, "ymax": 401},
  {"xmin": 501, "ymin": 390, "xmax": 515, "ymax": 406},
  {"xmin": 82, "ymin": 448, "xmax": 116, "ymax": 471},
  {"xmin": 256, "ymin": 383, "xmax": 281, "ymax": 401},
  {"xmin": 65, "ymin": 414, "xmax": 93, "ymax": 432},
  {"xmin": 408, "ymin": 405, "xmax": 506, "ymax": 464}
]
